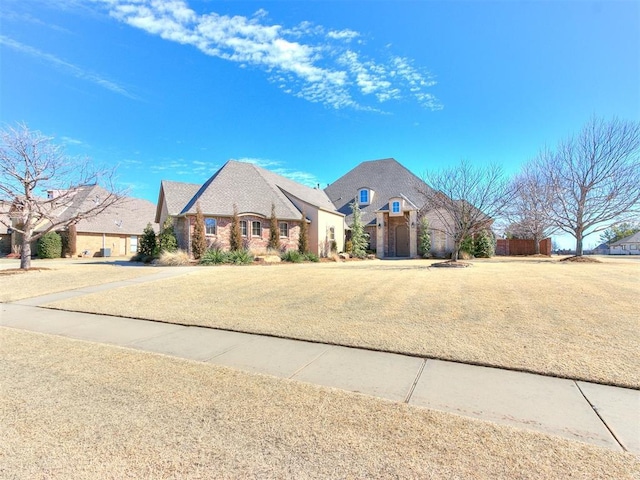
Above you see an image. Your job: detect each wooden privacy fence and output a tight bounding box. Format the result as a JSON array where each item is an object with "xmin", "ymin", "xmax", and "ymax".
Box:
[{"xmin": 496, "ymin": 238, "xmax": 551, "ymax": 256}]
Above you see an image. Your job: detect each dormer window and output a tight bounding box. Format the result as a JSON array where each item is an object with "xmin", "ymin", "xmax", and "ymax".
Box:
[
  {"xmin": 389, "ymin": 197, "xmax": 404, "ymax": 216},
  {"xmin": 358, "ymin": 188, "xmax": 372, "ymax": 205}
]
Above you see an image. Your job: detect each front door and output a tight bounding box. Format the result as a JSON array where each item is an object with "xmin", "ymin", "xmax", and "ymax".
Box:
[{"xmin": 395, "ymin": 225, "xmax": 409, "ymax": 257}]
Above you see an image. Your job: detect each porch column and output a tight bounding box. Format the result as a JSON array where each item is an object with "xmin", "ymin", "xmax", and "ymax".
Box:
[
  {"xmin": 409, "ymin": 210, "xmax": 418, "ymax": 258},
  {"xmin": 376, "ymin": 211, "xmax": 385, "ymax": 258}
]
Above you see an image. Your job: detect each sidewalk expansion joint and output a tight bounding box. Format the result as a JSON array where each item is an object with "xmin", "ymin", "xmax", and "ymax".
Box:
[
  {"xmin": 404, "ymin": 358, "xmax": 427, "ymax": 403},
  {"xmin": 574, "ymin": 380, "xmax": 627, "ymax": 452},
  {"xmin": 288, "ymin": 346, "xmax": 334, "ymax": 380}
]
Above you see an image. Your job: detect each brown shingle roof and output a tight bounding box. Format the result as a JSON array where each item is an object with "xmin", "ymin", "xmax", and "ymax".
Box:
[
  {"xmin": 324, "ymin": 158, "xmax": 432, "ymax": 226},
  {"xmin": 163, "ymin": 160, "xmax": 339, "ymax": 220}
]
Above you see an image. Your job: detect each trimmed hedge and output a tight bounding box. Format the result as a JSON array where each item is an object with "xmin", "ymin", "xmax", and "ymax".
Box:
[{"xmin": 37, "ymin": 231, "xmax": 62, "ymax": 259}]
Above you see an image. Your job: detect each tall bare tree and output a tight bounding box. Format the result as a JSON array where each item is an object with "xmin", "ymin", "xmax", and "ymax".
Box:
[
  {"xmin": 422, "ymin": 160, "xmax": 512, "ymax": 261},
  {"xmin": 540, "ymin": 117, "xmax": 640, "ymax": 256},
  {"xmin": 506, "ymin": 156, "xmax": 557, "ymax": 254},
  {"xmin": 0, "ymin": 123, "xmax": 124, "ymax": 269}
]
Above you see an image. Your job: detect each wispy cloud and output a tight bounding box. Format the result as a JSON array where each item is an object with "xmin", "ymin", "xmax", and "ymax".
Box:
[
  {"xmin": 233, "ymin": 157, "xmax": 321, "ymax": 187},
  {"xmin": 94, "ymin": 0, "xmax": 440, "ymax": 111},
  {"xmin": 0, "ymin": 35, "xmax": 137, "ymax": 99}
]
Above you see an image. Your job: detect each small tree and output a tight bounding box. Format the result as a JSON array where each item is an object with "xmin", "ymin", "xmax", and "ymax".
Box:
[
  {"xmin": 191, "ymin": 203, "xmax": 206, "ymax": 259},
  {"xmin": 158, "ymin": 217, "xmax": 178, "ymax": 253},
  {"xmin": 507, "ymin": 158, "xmax": 557, "ymax": 254},
  {"xmin": 349, "ymin": 201, "xmax": 369, "ymax": 258},
  {"xmin": 37, "ymin": 231, "xmax": 62, "ymax": 259},
  {"xmin": 0, "ymin": 123, "xmax": 124, "ymax": 269},
  {"xmin": 474, "ymin": 230, "xmax": 495, "ymax": 258},
  {"xmin": 298, "ymin": 211, "xmax": 309, "ymax": 253},
  {"xmin": 268, "ymin": 203, "xmax": 280, "ymax": 252},
  {"xmin": 229, "ymin": 204, "xmax": 242, "ymax": 252},
  {"xmin": 417, "ymin": 216, "xmax": 431, "ymax": 258},
  {"xmin": 422, "ymin": 161, "xmax": 511, "ymax": 262},
  {"xmin": 139, "ymin": 223, "xmax": 157, "ymax": 258}
]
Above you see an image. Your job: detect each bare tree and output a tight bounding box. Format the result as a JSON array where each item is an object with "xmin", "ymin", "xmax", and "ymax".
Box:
[
  {"xmin": 540, "ymin": 117, "xmax": 640, "ymax": 256},
  {"xmin": 422, "ymin": 160, "xmax": 512, "ymax": 261},
  {"xmin": 0, "ymin": 123, "xmax": 124, "ymax": 269},
  {"xmin": 506, "ymin": 156, "xmax": 557, "ymax": 254}
]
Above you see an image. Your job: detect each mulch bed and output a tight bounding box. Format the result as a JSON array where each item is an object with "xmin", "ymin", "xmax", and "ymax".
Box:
[
  {"xmin": 560, "ymin": 256, "xmax": 601, "ymax": 263},
  {"xmin": 430, "ymin": 260, "xmax": 472, "ymax": 268}
]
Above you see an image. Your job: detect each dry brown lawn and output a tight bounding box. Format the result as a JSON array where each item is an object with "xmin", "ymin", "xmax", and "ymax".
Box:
[
  {"xmin": 44, "ymin": 256, "xmax": 640, "ymax": 388},
  {"xmin": 1, "ymin": 327, "xmax": 637, "ymax": 479},
  {"xmin": 0, "ymin": 262, "xmax": 155, "ymax": 302}
]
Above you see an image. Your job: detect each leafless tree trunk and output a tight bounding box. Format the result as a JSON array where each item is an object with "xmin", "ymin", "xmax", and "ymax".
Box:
[
  {"xmin": 540, "ymin": 117, "xmax": 640, "ymax": 256},
  {"xmin": 0, "ymin": 123, "xmax": 125, "ymax": 269},
  {"xmin": 422, "ymin": 161, "xmax": 512, "ymax": 262}
]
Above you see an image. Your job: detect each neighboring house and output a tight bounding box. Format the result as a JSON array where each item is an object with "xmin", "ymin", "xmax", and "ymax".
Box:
[
  {"xmin": 325, "ymin": 158, "xmax": 453, "ymax": 258},
  {"xmin": 156, "ymin": 160, "xmax": 345, "ymax": 256},
  {"xmin": 609, "ymin": 232, "xmax": 640, "ymax": 255},
  {"xmin": 6, "ymin": 185, "xmax": 156, "ymax": 257},
  {"xmin": 591, "ymin": 243, "xmax": 610, "ymax": 255},
  {"xmin": 0, "ymin": 203, "xmax": 11, "ymax": 255}
]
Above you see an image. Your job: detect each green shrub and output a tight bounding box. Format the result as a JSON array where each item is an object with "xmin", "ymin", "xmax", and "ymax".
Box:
[
  {"xmin": 418, "ymin": 217, "xmax": 431, "ymax": 258},
  {"xmin": 460, "ymin": 235, "xmax": 475, "ymax": 257},
  {"xmin": 349, "ymin": 201, "xmax": 369, "ymax": 259},
  {"xmin": 474, "ymin": 230, "xmax": 495, "ymax": 258},
  {"xmin": 303, "ymin": 252, "xmax": 319, "ymax": 262},
  {"xmin": 281, "ymin": 250, "xmax": 319, "ymax": 263},
  {"xmin": 37, "ymin": 231, "xmax": 62, "ymax": 259},
  {"xmin": 158, "ymin": 217, "xmax": 178, "ymax": 253},
  {"xmin": 229, "ymin": 205, "xmax": 242, "ymax": 252},
  {"xmin": 200, "ymin": 248, "xmax": 229, "ymax": 265},
  {"xmin": 281, "ymin": 250, "xmax": 303, "ymax": 263},
  {"xmin": 227, "ymin": 249, "xmax": 254, "ymax": 265},
  {"xmin": 139, "ymin": 223, "xmax": 158, "ymax": 258}
]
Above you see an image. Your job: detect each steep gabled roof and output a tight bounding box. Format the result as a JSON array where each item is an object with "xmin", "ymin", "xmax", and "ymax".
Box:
[
  {"xmin": 324, "ymin": 158, "xmax": 432, "ymax": 225},
  {"xmin": 155, "ymin": 180, "xmax": 201, "ymax": 223},
  {"xmin": 166, "ymin": 160, "xmax": 340, "ymax": 220},
  {"xmin": 610, "ymin": 231, "xmax": 640, "ymax": 246}
]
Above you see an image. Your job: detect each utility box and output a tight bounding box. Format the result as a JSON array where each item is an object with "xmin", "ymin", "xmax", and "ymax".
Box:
[{"xmin": 100, "ymin": 248, "xmax": 111, "ymax": 257}]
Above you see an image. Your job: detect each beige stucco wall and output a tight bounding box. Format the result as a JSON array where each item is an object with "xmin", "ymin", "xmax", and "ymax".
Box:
[{"xmin": 76, "ymin": 233, "xmax": 137, "ymax": 257}]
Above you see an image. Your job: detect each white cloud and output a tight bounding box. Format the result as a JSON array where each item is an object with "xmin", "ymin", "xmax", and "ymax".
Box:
[
  {"xmin": 0, "ymin": 34, "xmax": 136, "ymax": 99},
  {"xmin": 93, "ymin": 0, "xmax": 440, "ymax": 111},
  {"xmin": 326, "ymin": 29, "xmax": 359, "ymax": 41}
]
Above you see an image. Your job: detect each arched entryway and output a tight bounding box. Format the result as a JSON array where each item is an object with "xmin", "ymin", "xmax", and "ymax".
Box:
[{"xmin": 395, "ymin": 224, "xmax": 409, "ymax": 257}]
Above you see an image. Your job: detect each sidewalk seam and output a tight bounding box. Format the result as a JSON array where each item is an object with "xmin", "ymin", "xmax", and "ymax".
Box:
[
  {"xmin": 288, "ymin": 346, "xmax": 334, "ymax": 379},
  {"xmin": 404, "ymin": 358, "xmax": 427, "ymax": 403},
  {"xmin": 574, "ymin": 380, "xmax": 627, "ymax": 452}
]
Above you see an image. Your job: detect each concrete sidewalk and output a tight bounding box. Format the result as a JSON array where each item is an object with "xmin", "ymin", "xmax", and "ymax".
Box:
[{"xmin": 1, "ymin": 300, "xmax": 638, "ymax": 455}]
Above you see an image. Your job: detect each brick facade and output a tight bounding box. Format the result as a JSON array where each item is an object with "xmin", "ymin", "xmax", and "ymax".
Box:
[{"xmin": 179, "ymin": 215, "xmax": 301, "ymax": 255}]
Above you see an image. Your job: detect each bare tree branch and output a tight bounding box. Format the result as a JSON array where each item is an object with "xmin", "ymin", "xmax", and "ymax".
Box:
[
  {"xmin": 0, "ymin": 122, "xmax": 126, "ymax": 268},
  {"xmin": 421, "ymin": 160, "xmax": 512, "ymax": 261},
  {"xmin": 540, "ymin": 117, "xmax": 640, "ymax": 255}
]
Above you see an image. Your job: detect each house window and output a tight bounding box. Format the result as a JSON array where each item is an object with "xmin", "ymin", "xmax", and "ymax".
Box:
[
  {"xmin": 205, "ymin": 218, "xmax": 217, "ymax": 235},
  {"xmin": 279, "ymin": 222, "xmax": 289, "ymax": 238},
  {"xmin": 329, "ymin": 226, "xmax": 335, "ymax": 241},
  {"xmin": 392, "ymin": 201, "xmax": 401, "ymax": 213},
  {"xmin": 359, "ymin": 189, "xmax": 369, "ymax": 205},
  {"xmin": 130, "ymin": 236, "xmax": 138, "ymax": 253},
  {"xmin": 252, "ymin": 221, "xmax": 261, "ymax": 237},
  {"xmin": 240, "ymin": 220, "xmax": 247, "ymax": 237}
]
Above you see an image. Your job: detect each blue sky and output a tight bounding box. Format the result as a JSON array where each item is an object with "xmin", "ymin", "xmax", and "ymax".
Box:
[{"xmin": 1, "ymin": 1, "xmax": 639, "ymax": 247}]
